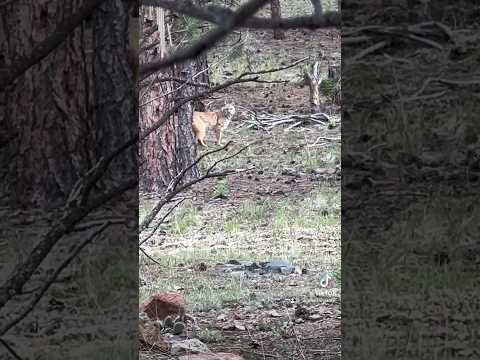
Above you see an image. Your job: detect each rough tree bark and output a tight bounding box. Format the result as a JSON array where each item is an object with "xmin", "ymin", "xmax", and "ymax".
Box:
[
  {"xmin": 94, "ymin": 1, "xmax": 138, "ymax": 194},
  {"xmin": 1, "ymin": 2, "xmax": 95, "ymax": 208},
  {"xmin": 172, "ymin": 62, "xmax": 200, "ymax": 181},
  {"xmin": 139, "ymin": 7, "xmax": 205, "ymax": 191},
  {"xmin": 328, "ymin": 63, "xmax": 341, "ymax": 106},
  {"xmin": 192, "ymin": 53, "xmax": 209, "ymax": 111},
  {"xmin": 0, "ymin": 1, "xmax": 136, "ymax": 208},
  {"xmin": 270, "ymin": 0, "xmax": 285, "ymax": 40},
  {"xmin": 139, "ymin": 11, "xmax": 176, "ymax": 192},
  {"xmin": 0, "ymin": 1, "xmax": 137, "ymax": 357}
]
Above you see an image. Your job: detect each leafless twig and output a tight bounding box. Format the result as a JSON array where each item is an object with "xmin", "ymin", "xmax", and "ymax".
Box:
[
  {"xmin": 0, "ymin": 221, "xmax": 118, "ymax": 336},
  {"xmin": 142, "ymin": 0, "xmax": 340, "ymax": 30},
  {"xmin": 139, "ymin": 198, "xmax": 186, "ymax": 246},
  {"xmin": 140, "ymin": 142, "xmax": 232, "ymax": 232},
  {"xmin": 0, "ymin": 178, "xmax": 135, "ymax": 310},
  {"xmin": 139, "ymin": 247, "xmax": 162, "ymax": 265},
  {"xmin": 140, "ymin": 0, "xmax": 269, "ymax": 77},
  {"xmin": 139, "ymin": 138, "xmax": 264, "ymax": 253},
  {"xmin": 0, "ymin": 338, "xmax": 23, "ymax": 360}
]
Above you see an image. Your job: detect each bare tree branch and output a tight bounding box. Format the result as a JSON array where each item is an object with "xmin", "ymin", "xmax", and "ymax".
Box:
[
  {"xmin": 140, "ymin": 247, "xmax": 162, "ymax": 265},
  {"xmin": 139, "ymin": 57, "xmax": 309, "ymax": 144},
  {"xmin": 0, "ymin": 178, "xmax": 136, "ymax": 309},
  {"xmin": 140, "ymin": 142, "xmax": 232, "ymax": 231},
  {"xmin": 0, "ymin": 221, "xmax": 119, "ymax": 336},
  {"xmin": 142, "ymin": 0, "xmax": 340, "ymax": 29},
  {"xmin": 0, "ymin": 59, "xmax": 306, "ymax": 300},
  {"xmin": 0, "ymin": 0, "xmax": 106, "ymax": 89},
  {"xmin": 139, "ymin": 198, "xmax": 186, "ymax": 245},
  {"xmin": 205, "ymin": 138, "xmax": 265, "ymax": 176},
  {"xmin": 139, "ymin": 0, "xmax": 269, "ymax": 77},
  {"xmin": 140, "ymin": 137, "xmax": 265, "ymax": 236},
  {"xmin": 140, "ymin": 76, "xmax": 209, "ymax": 90},
  {"xmin": 0, "ymin": 338, "xmax": 23, "ymax": 360},
  {"xmin": 237, "ymin": 57, "xmax": 308, "ymax": 78}
]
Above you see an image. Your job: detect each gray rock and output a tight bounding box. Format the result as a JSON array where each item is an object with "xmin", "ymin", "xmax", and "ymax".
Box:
[
  {"xmin": 215, "ymin": 264, "xmax": 245, "ymax": 272},
  {"xmin": 226, "ymin": 259, "xmax": 242, "ymax": 265},
  {"xmin": 280, "ymin": 266, "xmax": 296, "ymax": 275},
  {"xmin": 170, "ymin": 338, "xmax": 209, "ymax": 355},
  {"xmin": 262, "ymin": 260, "xmax": 291, "ymax": 273}
]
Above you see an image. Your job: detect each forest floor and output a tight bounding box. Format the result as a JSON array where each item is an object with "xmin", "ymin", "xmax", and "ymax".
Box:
[
  {"xmin": 139, "ymin": 1, "xmax": 341, "ymax": 358},
  {"xmin": 140, "ymin": 124, "xmax": 341, "ymax": 360}
]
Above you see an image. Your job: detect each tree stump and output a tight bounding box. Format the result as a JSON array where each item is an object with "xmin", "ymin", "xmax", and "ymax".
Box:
[{"xmin": 304, "ymin": 61, "xmax": 327, "ymax": 113}]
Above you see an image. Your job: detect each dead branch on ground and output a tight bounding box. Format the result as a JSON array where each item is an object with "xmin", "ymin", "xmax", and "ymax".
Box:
[{"xmin": 244, "ymin": 112, "xmax": 335, "ymax": 131}]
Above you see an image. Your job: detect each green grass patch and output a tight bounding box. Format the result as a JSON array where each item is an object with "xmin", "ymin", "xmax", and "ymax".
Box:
[
  {"xmin": 141, "ymin": 273, "xmax": 249, "ymax": 312},
  {"xmin": 139, "ymin": 200, "xmax": 154, "ymax": 224},
  {"xmin": 212, "ymin": 179, "xmax": 230, "ymax": 199},
  {"xmin": 170, "ymin": 206, "xmax": 199, "ymax": 234},
  {"xmin": 237, "ymin": 199, "xmax": 273, "ymax": 223},
  {"xmin": 223, "ymin": 221, "xmax": 241, "ymax": 233}
]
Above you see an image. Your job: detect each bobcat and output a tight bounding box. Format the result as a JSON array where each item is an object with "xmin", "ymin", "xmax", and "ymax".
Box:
[{"xmin": 192, "ymin": 103, "xmax": 236, "ymax": 147}]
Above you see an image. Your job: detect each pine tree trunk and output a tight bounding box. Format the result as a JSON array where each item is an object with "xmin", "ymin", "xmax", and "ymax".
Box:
[
  {"xmin": 139, "ymin": 9, "xmax": 203, "ymax": 191},
  {"xmin": 0, "ymin": 1, "xmax": 137, "ymax": 209},
  {"xmin": 139, "ymin": 38, "xmax": 175, "ymax": 190},
  {"xmin": 0, "ymin": 2, "xmax": 137, "ymax": 356},
  {"xmin": 94, "ymin": 1, "xmax": 138, "ymax": 194},
  {"xmin": 270, "ymin": 0, "xmax": 285, "ymax": 40},
  {"xmin": 1, "ymin": 2, "xmax": 96, "ymax": 208},
  {"xmin": 192, "ymin": 53, "xmax": 209, "ymax": 111},
  {"xmin": 139, "ymin": 6, "xmax": 176, "ymax": 192},
  {"xmin": 173, "ymin": 62, "xmax": 200, "ymax": 181}
]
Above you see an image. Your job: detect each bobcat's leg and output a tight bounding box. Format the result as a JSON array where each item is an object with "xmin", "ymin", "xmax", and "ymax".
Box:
[
  {"xmin": 198, "ymin": 127, "xmax": 208, "ymax": 147},
  {"xmin": 214, "ymin": 127, "xmax": 223, "ymax": 145},
  {"xmin": 193, "ymin": 122, "xmax": 208, "ymax": 147}
]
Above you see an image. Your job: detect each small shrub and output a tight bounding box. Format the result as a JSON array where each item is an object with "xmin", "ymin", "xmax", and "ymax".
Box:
[{"xmin": 212, "ymin": 180, "xmax": 229, "ymax": 199}]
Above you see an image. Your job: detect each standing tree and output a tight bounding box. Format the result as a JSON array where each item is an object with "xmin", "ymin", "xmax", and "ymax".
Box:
[
  {"xmin": 139, "ymin": 5, "xmax": 211, "ymax": 192},
  {"xmin": 0, "ymin": 0, "xmax": 137, "ymax": 357},
  {"xmin": 1, "ymin": 0, "xmax": 136, "ymax": 208},
  {"xmin": 270, "ymin": 0, "xmax": 285, "ymax": 40},
  {"xmin": 139, "ymin": 7, "xmax": 176, "ymax": 191}
]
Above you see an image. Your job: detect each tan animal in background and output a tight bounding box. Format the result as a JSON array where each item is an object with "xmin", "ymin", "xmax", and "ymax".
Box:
[{"xmin": 192, "ymin": 103, "xmax": 236, "ymax": 147}]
